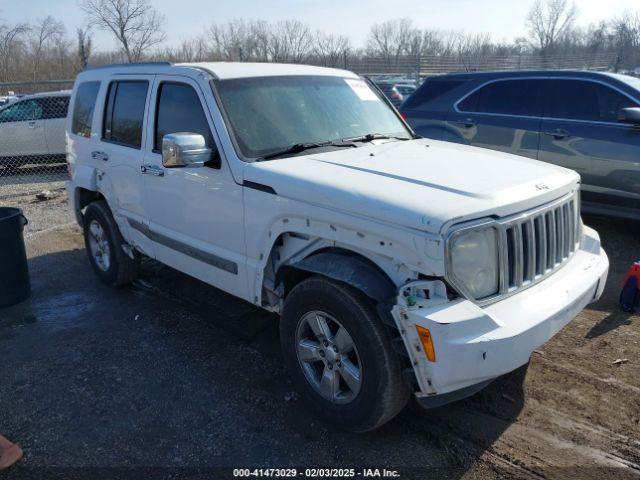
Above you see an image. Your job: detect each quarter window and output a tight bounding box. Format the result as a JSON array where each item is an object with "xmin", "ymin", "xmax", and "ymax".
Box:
[
  {"xmin": 72, "ymin": 82, "xmax": 100, "ymax": 137},
  {"xmin": 458, "ymin": 80, "xmax": 540, "ymax": 117},
  {"xmin": 542, "ymin": 79, "xmax": 637, "ymax": 123},
  {"xmin": 154, "ymin": 82, "xmax": 214, "ymax": 151},
  {"xmin": 103, "ymin": 81, "xmax": 149, "ymax": 148}
]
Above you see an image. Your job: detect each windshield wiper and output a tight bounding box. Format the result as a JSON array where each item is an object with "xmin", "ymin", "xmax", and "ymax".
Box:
[
  {"xmin": 342, "ymin": 133, "xmax": 411, "ymax": 143},
  {"xmin": 259, "ymin": 140, "xmax": 356, "ymax": 161}
]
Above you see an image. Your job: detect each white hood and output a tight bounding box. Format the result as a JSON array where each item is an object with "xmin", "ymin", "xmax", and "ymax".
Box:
[{"xmin": 244, "ymin": 139, "xmax": 580, "ymax": 234}]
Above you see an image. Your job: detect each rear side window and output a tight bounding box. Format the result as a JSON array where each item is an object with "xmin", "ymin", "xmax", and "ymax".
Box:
[
  {"xmin": 458, "ymin": 79, "xmax": 540, "ymax": 117},
  {"xmin": 154, "ymin": 82, "xmax": 214, "ymax": 151},
  {"xmin": 542, "ymin": 79, "xmax": 638, "ymax": 123},
  {"xmin": 38, "ymin": 96, "xmax": 69, "ymax": 120},
  {"xmin": 403, "ymin": 79, "xmax": 467, "ymax": 109},
  {"xmin": 72, "ymin": 82, "xmax": 100, "ymax": 137},
  {"xmin": 103, "ymin": 81, "xmax": 149, "ymax": 148}
]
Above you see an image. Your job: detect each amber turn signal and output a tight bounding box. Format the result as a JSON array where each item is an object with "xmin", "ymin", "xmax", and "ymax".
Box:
[{"xmin": 415, "ymin": 325, "xmax": 436, "ymax": 362}]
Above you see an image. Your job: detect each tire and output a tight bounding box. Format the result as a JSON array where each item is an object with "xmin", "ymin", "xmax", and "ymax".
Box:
[
  {"xmin": 83, "ymin": 200, "xmax": 139, "ymax": 287},
  {"xmin": 281, "ymin": 275, "xmax": 410, "ymax": 432}
]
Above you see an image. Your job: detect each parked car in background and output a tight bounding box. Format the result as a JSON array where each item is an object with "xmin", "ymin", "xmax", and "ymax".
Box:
[
  {"xmin": 0, "ymin": 93, "xmax": 19, "ymax": 107},
  {"xmin": 66, "ymin": 62, "xmax": 608, "ymax": 431},
  {"xmin": 395, "ymin": 83, "xmax": 417, "ymax": 100},
  {"xmin": 0, "ymin": 90, "xmax": 70, "ymax": 173},
  {"xmin": 401, "ymin": 70, "xmax": 640, "ymax": 221},
  {"xmin": 373, "ymin": 80, "xmax": 416, "ymax": 108}
]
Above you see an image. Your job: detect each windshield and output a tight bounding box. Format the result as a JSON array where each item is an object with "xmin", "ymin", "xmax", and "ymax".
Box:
[{"xmin": 214, "ymin": 75, "xmax": 411, "ymax": 159}]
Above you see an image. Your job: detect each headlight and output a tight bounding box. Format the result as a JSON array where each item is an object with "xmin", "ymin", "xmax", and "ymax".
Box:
[{"xmin": 449, "ymin": 227, "xmax": 499, "ymax": 299}]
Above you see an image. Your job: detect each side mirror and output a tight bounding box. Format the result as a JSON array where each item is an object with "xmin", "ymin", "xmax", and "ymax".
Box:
[
  {"xmin": 162, "ymin": 132, "xmax": 213, "ymax": 168},
  {"xmin": 619, "ymin": 107, "xmax": 640, "ymax": 125}
]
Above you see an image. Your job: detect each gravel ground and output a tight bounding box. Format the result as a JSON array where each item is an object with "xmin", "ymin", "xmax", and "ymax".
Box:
[
  {"xmin": 0, "ymin": 169, "xmax": 73, "ymax": 236},
  {"xmin": 0, "ymin": 183, "xmax": 639, "ymax": 479}
]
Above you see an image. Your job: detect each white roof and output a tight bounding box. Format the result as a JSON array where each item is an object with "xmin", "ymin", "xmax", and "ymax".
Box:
[
  {"xmin": 19, "ymin": 90, "xmax": 71, "ymax": 99},
  {"xmin": 178, "ymin": 62, "xmax": 359, "ymax": 80}
]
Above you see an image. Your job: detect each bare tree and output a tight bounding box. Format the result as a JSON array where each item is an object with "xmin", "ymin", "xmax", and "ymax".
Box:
[
  {"xmin": 526, "ymin": 0, "xmax": 577, "ymax": 53},
  {"xmin": 312, "ymin": 32, "xmax": 350, "ymax": 67},
  {"xmin": 81, "ymin": 0, "xmax": 166, "ymax": 62},
  {"xmin": 77, "ymin": 27, "xmax": 93, "ymax": 69},
  {"xmin": 366, "ymin": 18, "xmax": 419, "ymax": 68},
  {"xmin": 29, "ymin": 16, "xmax": 65, "ymax": 79},
  {"xmin": 611, "ymin": 12, "xmax": 640, "ymax": 71},
  {"xmin": 270, "ymin": 20, "xmax": 313, "ymax": 63},
  {"xmin": 0, "ymin": 22, "xmax": 29, "ymax": 82}
]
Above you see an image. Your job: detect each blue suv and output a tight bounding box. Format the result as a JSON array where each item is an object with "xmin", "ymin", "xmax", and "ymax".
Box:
[{"xmin": 401, "ymin": 70, "xmax": 640, "ymax": 220}]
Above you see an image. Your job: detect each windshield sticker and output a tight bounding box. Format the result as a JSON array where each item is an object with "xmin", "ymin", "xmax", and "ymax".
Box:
[{"xmin": 344, "ymin": 79, "xmax": 378, "ymax": 101}]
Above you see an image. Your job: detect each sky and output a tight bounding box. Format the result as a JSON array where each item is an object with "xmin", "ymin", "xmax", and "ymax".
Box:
[{"xmin": 1, "ymin": 0, "xmax": 640, "ymax": 51}]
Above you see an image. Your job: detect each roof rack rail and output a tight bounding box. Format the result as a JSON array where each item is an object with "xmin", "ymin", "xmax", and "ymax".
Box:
[{"xmin": 83, "ymin": 61, "xmax": 173, "ymax": 71}]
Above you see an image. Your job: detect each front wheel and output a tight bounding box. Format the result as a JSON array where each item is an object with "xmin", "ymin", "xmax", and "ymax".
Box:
[{"xmin": 280, "ymin": 276, "xmax": 410, "ymax": 432}]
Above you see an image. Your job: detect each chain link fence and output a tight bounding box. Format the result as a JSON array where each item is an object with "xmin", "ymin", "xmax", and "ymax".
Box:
[
  {"xmin": 0, "ymin": 80, "xmax": 74, "ymax": 235},
  {"xmin": 0, "ymin": 80, "xmax": 73, "ymax": 184}
]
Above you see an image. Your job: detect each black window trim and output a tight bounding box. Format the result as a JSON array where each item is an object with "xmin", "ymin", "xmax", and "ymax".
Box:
[
  {"xmin": 101, "ymin": 79, "xmax": 150, "ymax": 150},
  {"xmin": 152, "ymin": 79, "xmax": 216, "ymax": 155},
  {"xmin": 454, "ymin": 75, "xmax": 640, "ymax": 127}
]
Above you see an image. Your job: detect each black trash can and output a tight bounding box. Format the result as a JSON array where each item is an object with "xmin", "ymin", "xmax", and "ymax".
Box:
[{"xmin": 0, "ymin": 207, "xmax": 30, "ymax": 307}]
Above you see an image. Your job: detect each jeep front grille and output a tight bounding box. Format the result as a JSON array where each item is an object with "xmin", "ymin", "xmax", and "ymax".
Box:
[{"xmin": 499, "ymin": 192, "xmax": 580, "ymax": 295}]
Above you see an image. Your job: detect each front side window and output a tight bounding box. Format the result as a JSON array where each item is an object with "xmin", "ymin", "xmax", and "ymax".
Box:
[
  {"xmin": 215, "ymin": 75, "xmax": 410, "ymax": 159},
  {"xmin": 0, "ymin": 99, "xmax": 43, "ymax": 123},
  {"xmin": 543, "ymin": 79, "xmax": 638, "ymax": 123},
  {"xmin": 103, "ymin": 81, "xmax": 149, "ymax": 148},
  {"xmin": 38, "ymin": 96, "xmax": 69, "ymax": 120},
  {"xmin": 154, "ymin": 82, "xmax": 214, "ymax": 151},
  {"xmin": 72, "ymin": 82, "xmax": 100, "ymax": 137},
  {"xmin": 458, "ymin": 79, "xmax": 540, "ymax": 117}
]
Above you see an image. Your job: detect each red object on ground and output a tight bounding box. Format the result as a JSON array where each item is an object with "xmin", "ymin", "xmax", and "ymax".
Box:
[
  {"xmin": 0, "ymin": 434, "xmax": 23, "ymax": 470},
  {"xmin": 623, "ymin": 261, "xmax": 640, "ymax": 285}
]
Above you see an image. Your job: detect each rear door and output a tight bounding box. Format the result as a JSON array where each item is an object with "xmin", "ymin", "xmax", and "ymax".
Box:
[
  {"xmin": 538, "ymin": 78, "xmax": 640, "ymax": 214},
  {"xmin": 448, "ymin": 78, "xmax": 542, "ymax": 159},
  {"xmin": 0, "ymin": 98, "xmax": 47, "ymax": 157},
  {"xmin": 38, "ymin": 95, "xmax": 69, "ymax": 157},
  {"xmin": 98, "ymin": 75, "xmax": 156, "ymax": 257}
]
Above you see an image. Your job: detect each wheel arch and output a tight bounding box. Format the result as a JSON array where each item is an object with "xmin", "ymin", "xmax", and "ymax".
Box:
[
  {"xmin": 278, "ymin": 248, "xmax": 397, "ymax": 303},
  {"xmin": 73, "ymin": 187, "xmax": 105, "ymax": 226}
]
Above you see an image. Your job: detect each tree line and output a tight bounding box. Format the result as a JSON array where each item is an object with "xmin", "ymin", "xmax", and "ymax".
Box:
[{"xmin": 1, "ymin": 0, "xmax": 640, "ymax": 84}]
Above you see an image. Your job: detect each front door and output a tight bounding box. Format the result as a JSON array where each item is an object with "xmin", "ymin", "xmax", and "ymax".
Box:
[
  {"xmin": 142, "ymin": 75, "xmax": 248, "ymax": 300},
  {"xmin": 447, "ymin": 78, "xmax": 542, "ymax": 160},
  {"xmin": 538, "ymin": 78, "xmax": 640, "ymax": 215}
]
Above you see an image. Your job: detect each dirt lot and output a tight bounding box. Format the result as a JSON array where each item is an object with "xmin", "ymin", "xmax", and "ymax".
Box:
[{"xmin": 0, "ymin": 181, "xmax": 639, "ymax": 479}]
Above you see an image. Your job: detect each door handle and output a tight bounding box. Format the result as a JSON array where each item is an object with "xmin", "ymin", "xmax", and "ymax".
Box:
[
  {"xmin": 543, "ymin": 129, "xmax": 569, "ymax": 140},
  {"xmin": 141, "ymin": 164, "xmax": 164, "ymax": 176},
  {"xmin": 28, "ymin": 121, "xmax": 38, "ymax": 129},
  {"xmin": 91, "ymin": 151, "xmax": 109, "ymax": 161},
  {"xmin": 454, "ymin": 118, "xmax": 476, "ymax": 128}
]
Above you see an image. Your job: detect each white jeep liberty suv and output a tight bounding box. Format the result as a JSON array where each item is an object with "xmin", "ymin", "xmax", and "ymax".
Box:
[{"xmin": 66, "ymin": 62, "xmax": 609, "ymax": 431}]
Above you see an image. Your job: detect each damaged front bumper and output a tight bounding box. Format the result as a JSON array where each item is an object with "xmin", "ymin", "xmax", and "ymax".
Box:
[{"xmin": 392, "ymin": 225, "xmax": 609, "ymax": 408}]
